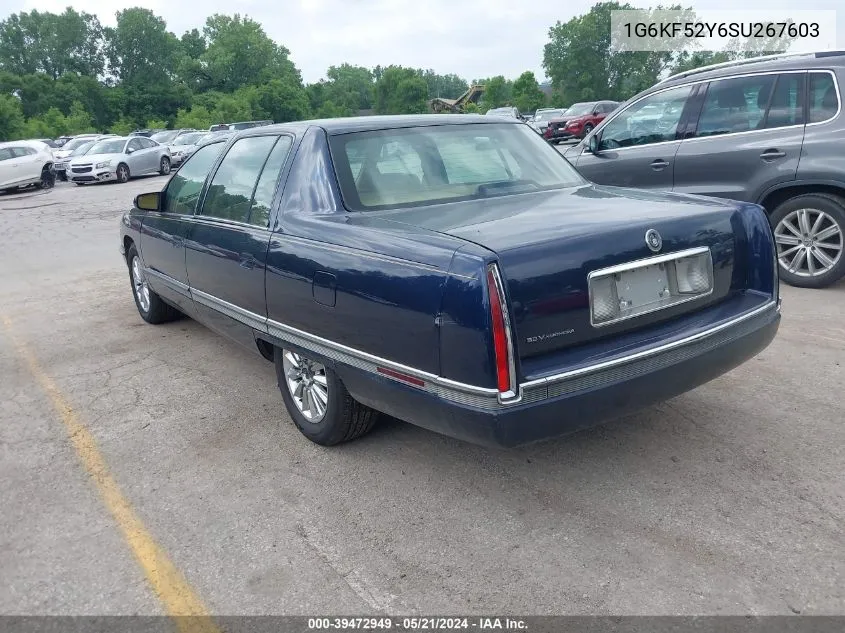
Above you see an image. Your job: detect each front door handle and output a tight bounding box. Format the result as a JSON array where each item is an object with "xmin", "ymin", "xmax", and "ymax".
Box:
[
  {"xmin": 651, "ymin": 159, "xmax": 669, "ymax": 171},
  {"xmin": 760, "ymin": 149, "xmax": 786, "ymax": 161}
]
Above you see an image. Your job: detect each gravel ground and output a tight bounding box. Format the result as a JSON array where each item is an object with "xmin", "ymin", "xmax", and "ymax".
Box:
[{"xmin": 1, "ymin": 178, "xmax": 843, "ymax": 616}]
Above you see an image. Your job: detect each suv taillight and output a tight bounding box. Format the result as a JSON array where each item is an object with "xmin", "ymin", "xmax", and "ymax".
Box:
[{"xmin": 486, "ymin": 263, "xmax": 517, "ymax": 401}]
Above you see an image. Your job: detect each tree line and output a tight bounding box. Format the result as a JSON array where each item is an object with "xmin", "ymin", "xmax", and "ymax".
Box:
[{"xmin": 0, "ymin": 2, "xmax": 787, "ymax": 141}]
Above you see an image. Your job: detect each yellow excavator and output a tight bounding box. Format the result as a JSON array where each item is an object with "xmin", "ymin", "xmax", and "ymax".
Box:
[{"xmin": 429, "ymin": 84, "xmax": 485, "ymax": 113}]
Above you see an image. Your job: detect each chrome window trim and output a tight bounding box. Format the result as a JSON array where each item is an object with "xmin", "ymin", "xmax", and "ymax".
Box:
[
  {"xmin": 150, "ymin": 263, "xmax": 777, "ymax": 410},
  {"xmin": 583, "ymin": 68, "xmax": 840, "ymax": 156}
]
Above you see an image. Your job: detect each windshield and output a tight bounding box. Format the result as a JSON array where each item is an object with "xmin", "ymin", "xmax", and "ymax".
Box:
[
  {"xmin": 88, "ymin": 139, "xmax": 127, "ymax": 155},
  {"xmin": 330, "ymin": 123, "xmax": 584, "ymax": 211},
  {"xmin": 70, "ymin": 142, "xmax": 95, "ymax": 157},
  {"xmin": 565, "ymin": 103, "xmax": 595, "ymax": 116},
  {"xmin": 174, "ymin": 132, "xmax": 204, "ymax": 146},
  {"xmin": 485, "ymin": 108, "xmax": 514, "ymax": 117},
  {"xmin": 63, "ymin": 137, "xmax": 96, "ymax": 151},
  {"xmin": 151, "ymin": 131, "xmax": 180, "ymax": 143}
]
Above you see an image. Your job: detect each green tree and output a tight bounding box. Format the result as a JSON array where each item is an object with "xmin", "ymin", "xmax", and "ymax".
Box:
[
  {"xmin": 146, "ymin": 118, "xmax": 168, "ymax": 130},
  {"xmin": 511, "ymin": 71, "xmax": 546, "ymax": 113},
  {"xmin": 375, "ymin": 66, "xmax": 428, "ymax": 114},
  {"xmin": 106, "ymin": 8, "xmax": 179, "ymax": 87},
  {"xmin": 325, "ymin": 63, "xmax": 374, "ymax": 111},
  {"xmin": 175, "ymin": 105, "xmax": 214, "ymax": 129},
  {"xmin": 65, "ymin": 101, "xmax": 95, "ymax": 133},
  {"xmin": 481, "ymin": 76, "xmax": 512, "ymax": 108},
  {"xmin": 420, "ymin": 70, "xmax": 468, "ymax": 99},
  {"xmin": 109, "ymin": 116, "xmax": 136, "ymax": 135},
  {"xmin": 0, "ymin": 9, "xmax": 104, "ymax": 78},
  {"xmin": 0, "ymin": 94, "xmax": 24, "ymax": 140},
  {"xmin": 543, "ymin": 2, "xmax": 674, "ymax": 103},
  {"xmin": 200, "ymin": 14, "xmax": 301, "ymax": 92},
  {"xmin": 239, "ymin": 80, "xmax": 309, "ymax": 123}
]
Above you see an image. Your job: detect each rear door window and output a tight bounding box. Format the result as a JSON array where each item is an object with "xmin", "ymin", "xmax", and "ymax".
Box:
[
  {"xmin": 199, "ymin": 135, "xmax": 279, "ymax": 223},
  {"xmin": 248, "ymin": 136, "xmax": 293, "ymax": 227},
  {"xmin": 764, "ymin": 73, "xmax": 805, "ymax": 129},
  {"xmin": 809, "ymin": 72, "xmax": 839, "ymax": 123},
  {"xmin": 694, "ymin": 74, "xmax": 777, "ymax": 137}
]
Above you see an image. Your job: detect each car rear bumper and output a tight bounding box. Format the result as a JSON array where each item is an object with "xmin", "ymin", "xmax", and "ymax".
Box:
[{"xmin": 337, "ymin": 298, "xmax": 781, "ymax": 448}]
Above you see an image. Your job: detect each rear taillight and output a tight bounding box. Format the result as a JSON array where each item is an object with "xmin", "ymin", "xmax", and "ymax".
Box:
[{"xmin": 486, "ymin": 263, "xmax": 517, "ymax": 401}]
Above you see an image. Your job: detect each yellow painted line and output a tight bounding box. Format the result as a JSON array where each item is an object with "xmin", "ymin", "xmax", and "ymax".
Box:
[{"xmin": 2, "ymin": 315, "xmax": 220, "ymax": 633}]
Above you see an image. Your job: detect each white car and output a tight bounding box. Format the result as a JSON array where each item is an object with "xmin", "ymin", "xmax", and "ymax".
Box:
[
  {"xmin": 53, "ymin": 135, "xmax": 114, "ymax": 180},
  {"xmin": 67, "ymin": 136, "xmax": 172, "ymax": 185},
  {"xmin": 0, "ymin": 140, "xmax": 56, "ymax": 191},
  {"xmin": 164, "ymin": 131, "xmax": 208, "ymax": 166}
]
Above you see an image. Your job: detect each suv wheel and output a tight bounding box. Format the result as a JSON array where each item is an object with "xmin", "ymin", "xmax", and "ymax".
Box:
[{"xmin": 771, "ymin": 194, "xmax": 845, "ymax": 288}]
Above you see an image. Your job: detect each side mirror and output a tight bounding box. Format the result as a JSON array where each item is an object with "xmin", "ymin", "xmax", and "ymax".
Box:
[
  {"xmin": 126, "ymin": 147, "xmax": 135, "ymax": 154},
  {"xmin": 135, "ymin": 192, "xmax": 161, "ymax": 211},
  {"xmin": 587, "ymin": 134, "xmax": 600, "ymax": 154}
]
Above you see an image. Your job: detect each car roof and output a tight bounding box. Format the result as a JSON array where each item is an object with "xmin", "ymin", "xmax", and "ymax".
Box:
[
  {"xmin": 237, "ymin": 114, "xmax": 522, "ymax": 136},
  {"xmin": 658, "ymin": 50, "xmax": 845, "ymax": 89}
]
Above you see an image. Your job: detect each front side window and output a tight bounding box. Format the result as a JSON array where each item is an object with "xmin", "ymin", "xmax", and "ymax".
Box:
[
  {"xmin": 331, "ymin": 123, "xmax": 584, "ymax": 211},
  {"xmin": 138, "ymin": 138, "xmax": 156, "ymax": 149},
  {"xmin": 200, "ymin": 135, "xmax": 279, "ymax": 222},
  {"xmin": 596, "ymin": 84, "xmax": 692, "ymax": 150},
  {"xmin": 0, "ymin": 148, "xmax": 14, "ymax": 161},
  {"xmin": 11, "ymin": 147, "xmax": 35, "ymax": 157},
  {"xmin": 127, "ymin": 138, "xmax": 143, "ymax": 152},
  {"xmin": 162, "ymin": 142, "xmax": 226, "ymax": 215},
  {"xmin": 809, "ymin": 72, "xmax": 839, "ymax": 123}
]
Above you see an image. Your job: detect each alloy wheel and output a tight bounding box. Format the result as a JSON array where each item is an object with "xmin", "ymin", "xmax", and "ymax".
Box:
[
  {"xmin": 117, "ymin": 165, "xmax": 129, "ymax": 183},
  {"xmin": 131, "ymin": 256, "xmax": 151, "ymax": 313},
  {"xmin": 282, "ymin": 350, "xmax": 329, "ymax": 423},
  {"xmin": 774, "ymin": 208, "xmax": 843, "ymax": 277},
  {"xmin": 160, "ymin": 157, "xmax": 171, "ymax": 175}
]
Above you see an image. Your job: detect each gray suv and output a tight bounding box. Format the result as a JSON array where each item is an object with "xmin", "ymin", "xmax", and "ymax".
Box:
[{"xmin": 564, "ymin": 51, "xmax": 844, "ymax": 288}]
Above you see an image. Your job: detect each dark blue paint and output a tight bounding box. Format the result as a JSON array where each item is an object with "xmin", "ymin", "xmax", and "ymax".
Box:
[{"xmin": 119, "ymin": 115, "xmax": 781, "ymax": 447}]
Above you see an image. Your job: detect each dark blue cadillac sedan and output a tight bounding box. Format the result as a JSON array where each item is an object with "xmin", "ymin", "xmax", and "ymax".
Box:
[{"xmin": 119, "ymin": 115, "xmax": 781, "ymax": 448}]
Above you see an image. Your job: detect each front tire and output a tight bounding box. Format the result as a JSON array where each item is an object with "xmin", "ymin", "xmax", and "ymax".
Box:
[
  {"xmin": 159, "ymin": 156, "xmax": 171, "ymax": 175},
  {"xmin": 581, "ymin": 123, "xmax": 594, "ymax": 138},
  {"xmin": 116, "ymin": 163, "xmax": 130, "ymax": 184},
  {"xmin": 274, "ymin": 347, "xmax": 378, "ymax": 445},
  {"xmin": 126, "ymin": 244, "xmax": 181, "ymax": 324},
  {"xmin": 770, "ymin": 194, "xmax": 845, "ymax": 288}
]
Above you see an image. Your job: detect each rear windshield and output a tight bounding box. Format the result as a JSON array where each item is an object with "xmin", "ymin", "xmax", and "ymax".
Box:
[
  {"xmin": 330, "ymin": 122, "xmax": 584, "ymax": 211},
  {"xmin": 151, "ymin": 130, "xmax": 180, "ymax": 143}
]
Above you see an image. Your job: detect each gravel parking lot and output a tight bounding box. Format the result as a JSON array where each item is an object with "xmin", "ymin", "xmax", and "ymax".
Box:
[{"xmin": 1, "ymin": 178, "xmax": 843, "ymax": 616}]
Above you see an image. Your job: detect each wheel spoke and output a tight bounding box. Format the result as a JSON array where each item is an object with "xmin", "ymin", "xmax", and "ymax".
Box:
[
  {"xmin": 815, "ymin": 225, "xmax": 841, "ymax": 243},
  {"xmin": 775, "ymin": 234, "xmax": 802, "ymax": 246},
  {"xmin": 807, "ymin": 250, "xmax": 816, "ymax": 275},
  {"xmin": 284, "ymin": 351, "xmax": 300, "ymax": 368},
  {"xmin": 809, "ymin": 212, "xmax": 826, "ymax": 237},
  {"xmin": 813, "ymin": 248, "xmax": 836, "ymax": 269},
  {"xmin": 313, "ymin": 373, "xmax": 327, "ymax": 387},
  {"xmin": 797, "ymin": 209, "xmax": 812, "ymax": 235},
  {"xmin": 309, "ymin": 387, "xmax": 326, "ymax": 417},
  {"xmin": 781, "ymin": 218, "xmax": 802, "ymax": 238},
  {"xmin": 293, "ymin": 381, "xmax": 305, "ymax": 400},
  {"xmin": 788, "ymin": 248, "xmax": 806, "ymax": 272},
  {"xmin": 778, "ymin": 244, "xmax": 802, "ymax": 259}
]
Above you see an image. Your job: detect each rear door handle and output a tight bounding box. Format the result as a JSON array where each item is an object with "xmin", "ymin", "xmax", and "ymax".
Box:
[
  {"xmin": 760, "ymin": 149, "xmax": 786, "ymax": 161},
  {"xmin": 239, "ymin": 254, "xmax": 256, "ymax": 269},
  {"xmin": 651, "ymin": 159, "xmax": 669, "ymax": 171}
]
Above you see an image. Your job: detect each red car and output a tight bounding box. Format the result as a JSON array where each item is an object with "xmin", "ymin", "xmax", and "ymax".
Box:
[{"xmin": 544, "ymin": 100, "xmax": 619, "ymax": 143}]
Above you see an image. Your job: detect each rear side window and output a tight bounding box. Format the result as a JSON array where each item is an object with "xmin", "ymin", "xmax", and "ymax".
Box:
[
  {"xmin": 695, "ymin": 75, "xmax": 776, "ymax": 136},
  {"xmin": 200, "ymin": 135, "xmax": 279, "ymax": 223},
  {"xmin": 11, "ymin": 147, "xmax": 36, "ymax": 157},
  {"xmin": 0, "ymin": 148, "xmax": 14, "ymax": 161},
  {"xmin": 809, "ymin": 72, "xmax": 839, "ymax": 123},
  {"xmin": 248, "ymin": 136, "xmax": 293, "ymax": 227},
  {"xmin": 764, "ymin": 73, "xmax": 805, "ymax": 128},
  {"xmin": 162, "ymin": 143, "xmax": 225, "ymax": 215}
]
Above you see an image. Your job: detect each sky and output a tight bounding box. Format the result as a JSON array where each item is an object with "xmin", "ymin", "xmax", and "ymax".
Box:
[{"xmin": 5, "ymin": 0, "xmax": 845, "ymax": 85}]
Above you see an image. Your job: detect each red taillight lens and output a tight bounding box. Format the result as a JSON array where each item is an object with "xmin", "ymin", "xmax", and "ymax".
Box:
[{"xmin": 486, "ymin": 264, "xmax": 515, "ymax": 396}]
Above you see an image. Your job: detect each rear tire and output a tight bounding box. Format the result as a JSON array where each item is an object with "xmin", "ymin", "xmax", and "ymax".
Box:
[
  {"xmin": 770, "ymin": 194, "xmax": 845, "ymax": 288},
  {"xmin": 36, "ymin": 167, "xmax": 55, "ymax": 190},
  {"xmin": 274, "ymin": 347, "xmax": 378, "ymax": 445},
  {"xmin": 126, "ymin": 244, "xmax": 181, "ymax": 324}
]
